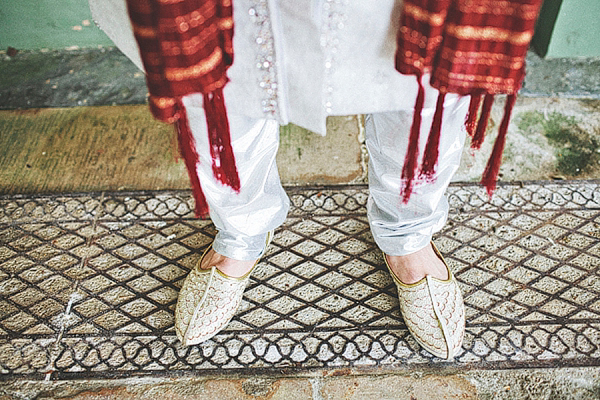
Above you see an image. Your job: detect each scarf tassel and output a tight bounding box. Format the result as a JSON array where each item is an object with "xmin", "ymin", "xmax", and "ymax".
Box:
[
  {"xmin": 465, "ymin": 93, "xmax": 482, "ymax": 138},
  {"xmin": 175, "ymin": 88, "xmax": 241, "ymax": 218},
  {"xmin": 420, "ymin": 92, "xmax": 446, "ymax": 182},
  {"xmin": 471, "ymin": 93, "xmax": 495, "ymax": 150},
  {"xmin": 401, "ymin": 87, "xmax": 517, "ymax": 203},
  {"xmin": 203, "ymin": 88, "xmax": 241, "ymax": 192},
  {"xmin": 481, "ymin": 94, "xmax": 517, "ymax": 197},
  {"xmin": 400, "ymin": 73, "xmax": 426, "ymax": 203},
  {"xmin": 175, "ymin": 101, "xmax": 210, "ymax": 218}
]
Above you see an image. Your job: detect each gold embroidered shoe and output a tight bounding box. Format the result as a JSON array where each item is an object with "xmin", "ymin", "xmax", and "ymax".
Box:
[
  {"xmin": 175, "ymin": 232, "xmax": 273, "ymax": 346},
  {"xmin": 385, "ymin": 243, "xmax": 465, "ymax": 359}
]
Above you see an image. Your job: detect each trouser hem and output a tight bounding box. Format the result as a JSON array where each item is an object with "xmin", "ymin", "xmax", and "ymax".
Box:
[{"xmin": 212, "ymin": 231, "xmax": 270, "ymax": 261}]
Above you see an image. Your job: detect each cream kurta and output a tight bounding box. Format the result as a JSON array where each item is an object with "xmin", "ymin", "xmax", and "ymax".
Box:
[{"xmin": 90, "ymin": 0, "xmax": 443, "ymax": 135}]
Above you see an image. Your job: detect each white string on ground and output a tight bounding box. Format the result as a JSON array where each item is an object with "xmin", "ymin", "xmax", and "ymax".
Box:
[{"xmin": 44, "ymin": 192, "xmax": 105, "ymax": 381}]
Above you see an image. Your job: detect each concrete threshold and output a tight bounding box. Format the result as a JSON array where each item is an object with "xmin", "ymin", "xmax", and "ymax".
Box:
[
  {"xmin": 2, "ymin": 96, "xmax": 600, "ymax": 196},
  {"xmin": 0, "ymin": 107, "xmax": 364, "ymax": 195}
]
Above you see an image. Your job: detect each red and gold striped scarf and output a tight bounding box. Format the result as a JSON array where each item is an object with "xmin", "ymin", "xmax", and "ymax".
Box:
[
  {"xmin": 126, "ymin": 0, "xmax": 238, "ymax": 217},
  {"xmin": 395, "ymin": 0, "xmax": 543, "ymax": 201}
]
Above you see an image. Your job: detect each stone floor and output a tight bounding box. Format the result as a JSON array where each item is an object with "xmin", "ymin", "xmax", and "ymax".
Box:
[{"xmin": 1, "ymin": 181, "xmax": 599, "ymax": 383}]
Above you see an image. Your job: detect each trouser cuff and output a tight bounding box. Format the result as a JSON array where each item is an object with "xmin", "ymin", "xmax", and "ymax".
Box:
[{"xmin": 212, "ymin": 231, "xmax": 269, "ymax": 261}]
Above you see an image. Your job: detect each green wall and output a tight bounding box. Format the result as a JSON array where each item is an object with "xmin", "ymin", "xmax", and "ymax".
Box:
[
  {"xmin": 0, "ymin": 0, "xmax": 113, "ymax": 50},
  {"xmin": 533, "ymin": 0, "xmax": 600, "ymax": 58}
]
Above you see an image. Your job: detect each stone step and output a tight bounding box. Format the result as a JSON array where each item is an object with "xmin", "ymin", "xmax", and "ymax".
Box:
[
  {"xmin": 3, "ymin": 96, "xmax": 600, "ymax": 197},
  {"xmin": 0, "ymin": 106, "xmax": 364, "ymax": 195}
]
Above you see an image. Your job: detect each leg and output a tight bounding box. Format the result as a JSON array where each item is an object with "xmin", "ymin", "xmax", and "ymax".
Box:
[
  {"xmin": 175, "ymin": 95, "xmax": 288, "ymax": 345},
  {"xmin": 366, "ymin": 93, "xmax": 468, "ymax": 283},
  {"xmin": 182, "ymin": 94, "xmax": 290, "ymax": 274},
  {"xmin": 366, "ymin": 92, "xmax": 468, "ymax": 359}
]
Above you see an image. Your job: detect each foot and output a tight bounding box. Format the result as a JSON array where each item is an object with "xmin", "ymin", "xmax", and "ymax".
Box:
[
  {"xmin": 385, "ymin": 243, "xmax": 449, "ymax": 285},
  {"xmin": 199, "ymin": 248, "xmax": 257, "ymax": 278}
]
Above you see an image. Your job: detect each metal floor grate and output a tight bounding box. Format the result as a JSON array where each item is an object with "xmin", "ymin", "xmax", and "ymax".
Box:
[{"xmin": 1, "ymin": 182, "xmax": 599, "ymax": 380}]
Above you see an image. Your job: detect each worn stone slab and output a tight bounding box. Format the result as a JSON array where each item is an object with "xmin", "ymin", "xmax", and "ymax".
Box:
[
  {"xmin": 1, "ymin": 367, "xmax": 599, "ymax": 399},
  {"xmin": 3, "ymin": 97, "xmax": 599, "ymax": 196},
  {"xmin": 0, "ymin": 107, "xmax": 362, "ymax": 195},
  {"xmin": 278, "ymin": 115, "xmax": 364, "ymax": 185},
  {"xmin": 0, "ymin": 181, "xmax": 599, "ymax": 381},
  {"xmin": 0, "ymin": 107, "xmax": 185, "ymax": 194}
]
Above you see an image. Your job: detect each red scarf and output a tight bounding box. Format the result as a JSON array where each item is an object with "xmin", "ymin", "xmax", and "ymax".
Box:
[
  {"xmin": 395, "ymin": 0, "xmax": 543, "ymax": 201},
  {"xmin": 127, "ymin": 0, "xmax": 542, "ymax": 215},
  {"xmin": 126, "ymin": 0, "xmax": 239, "ymax": 217}
]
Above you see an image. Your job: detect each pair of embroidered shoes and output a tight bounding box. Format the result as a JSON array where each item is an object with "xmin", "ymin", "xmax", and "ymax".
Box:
[
  {"xmin": 176, "ymin": 235, "xmax": 464, "ymax": 360},
  {"xmin": 175, "ymin": 232, "xmax": 273, "ymax": 346},
  {"xmin": 385, "ymin": 243, "xmax": 465, "ymax": 359}
]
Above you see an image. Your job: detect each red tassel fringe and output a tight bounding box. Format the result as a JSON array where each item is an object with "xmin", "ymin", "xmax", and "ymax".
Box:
[
  {"xmin": 400, "ymin": 73, "xmax": 426, "ymax": 203},
  {"xmin": 399, "ymin": 69, "xmax": 518, "ymax": 204},
  {"xmin": 465, "ymin": 94, "xmax": 482, "ymax": 138},
  {"xmin": 175, "ymin": 101, "xmax": 209, "ymax": 218},
  {"xmin": 471, "ymin": 93, "xmax": 494, "ymax": 150},
  {"xmin": 420, "ymin": 92, "xmax": 446, "ymax": 181},
  {"xmin": 203, "ymin": 88, "xmax": 241, "ymax": 192},
  {"xmin": 481, "ymin": 94, "xmax": 517, "ymax": 197}
]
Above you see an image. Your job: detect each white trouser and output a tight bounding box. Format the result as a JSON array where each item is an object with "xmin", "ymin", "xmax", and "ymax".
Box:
[{"xmin": 182, "ymin": 93, "xmax": 468, "ymax": 260}]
